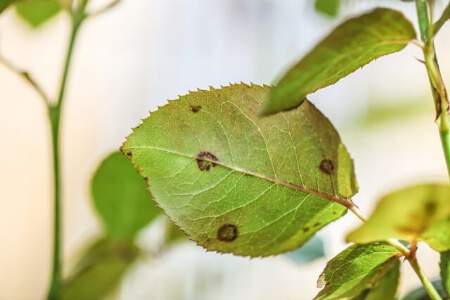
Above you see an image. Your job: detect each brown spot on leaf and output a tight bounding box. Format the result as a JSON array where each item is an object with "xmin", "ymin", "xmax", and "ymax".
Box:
[
  {"xmin": 303, "ymin": 226, "xmax": 310, "ymax": 233},
  {"xmin": 319, "ymin": 159, "xmax": 334, "ymax": 174},
  {"xmin": 190, "ymin": 105, "xmax": 202, "ymax": 113},
  {"xmin": 125, "ymin": 151, "xmax": 132, "ymax": 158},
  {"xmin": 424, "ymin": 200, "xmax": 437, "ymax": 217},
  {"xmin": 313, "ymin": 222, "xmax": 321, "ymax": 228},
  {"xmin": 218, "ymin": 224, "xmax": 238, "ymax": 242},
  {"xmin": 396, "ymin": 226, "xmax": 417, "ymax": 234},
  {"xmin": 196, "ymin": 151, "xmax": 218, "ymax": 171}
]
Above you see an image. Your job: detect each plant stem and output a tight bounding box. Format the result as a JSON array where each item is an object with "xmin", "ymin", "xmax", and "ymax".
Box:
[
  {"xmin": 409, "ymin": 255, "xmax": 443, "ymax": 300},
  {"xmin": 434, "ymin": 1, "xmax": 450, "ymax": 36},
  {"xmin": 46, "ymin": 9, "xmax": 85, "ymax": 300},
  {"xmin": 0, "ymin": 55, "xmax": 50, "ymax": 104},
  {"xmin": 416, "ymin": 0, "xmax": 450, "ymax": 178}
]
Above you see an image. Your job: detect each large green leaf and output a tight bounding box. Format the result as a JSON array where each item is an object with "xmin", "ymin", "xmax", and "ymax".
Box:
[
  {"xmin": 441, "ymin": 252, "xmax": 450, "ymax": 297},
  {"xmin": 315, "ymin": 0, "xmax": 340, "ymax": 17},
  {"xmin": 92, "ymin": 152, "xmax": 160, "ymax": 239},
  {"xmin": 62, "ymin": 238, "xmax": 139, "ymax": 300},
  {"xmin": 314, "ymin": 243, "xmax": 401, "ymax": 300},
  {"xmin": 262, "ymin": 8, "xmax": 416, "ymax": 115},
  {"xmin": 122, "ymin": 83, "xmax": 358, "ymax": 257},
  {"xmin": 15, "ymin": 0, "xmax": 61, "ymax": 27},
  {"xmin": 347, "ymin": 184, "xmax": 450, "ymax": 252}
]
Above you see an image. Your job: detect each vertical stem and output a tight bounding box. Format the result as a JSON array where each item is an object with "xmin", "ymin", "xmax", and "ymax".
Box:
[
  {"xmin": 46, "ymin": 11, "xmax": 84, "ymax": 300},
  {"xmin": 409, "ymin": 256, "xmax": 443, "ymax": 300}
]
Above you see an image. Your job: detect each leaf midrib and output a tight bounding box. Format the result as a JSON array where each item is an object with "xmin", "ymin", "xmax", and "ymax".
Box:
[{"xmin": 127, "ymin": 145, "xmax": 353, "ymax": 208}]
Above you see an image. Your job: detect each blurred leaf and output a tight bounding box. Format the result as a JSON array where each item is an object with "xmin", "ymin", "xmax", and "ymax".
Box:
[
  {"xmin": 15, "ymin": 0, "xmax": 61, "ymax": 27},
  {"xmin": 262, "ymin": 8, "xmax": 416, "ymax": 115},
  {"xmin": 63, "ymin": 238, "xmax": 139, "ymax": 300},
  {"xmin": 314, "ymin": 0, "xmax": 340, "ymax": 17},
  {"xmin": 347, "ymin": 184, "xmax": 450, "ymax": 252},
  {"xmin": 92, "ymin": 152, "xmax": 160, "ymax": 239},
  {"xmin": 441, "ymin": 252, "xmax": 450, "ymax": 297},
  {"xmin": 314, "ymin": 243, "xmax": 401, "ymax": 300},
  {"xmin": 122, "ymin": 84, "xmax": 358, "ymax": 257},
  {"xmin": 0, "ymin": 0, "xmax": 20, "ymax": 13},
  {"xmin": 402, "ymin": 280, "xmax": 447, "ymax": 300},
  {"xmin": 285, "ymin": 235, "xmax": 325, "ymax": 264}
]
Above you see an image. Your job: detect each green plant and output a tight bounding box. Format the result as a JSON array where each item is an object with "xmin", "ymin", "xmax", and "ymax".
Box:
[
  {"xmin": 121, "ymin": 2, "xmax": 450, "ymax": 300},
  {"xmin": 1, "ymin": 1, "xmax": 449, "ymax": 300}
]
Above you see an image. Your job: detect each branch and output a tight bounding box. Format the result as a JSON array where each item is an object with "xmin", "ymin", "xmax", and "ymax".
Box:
[
  {"xmin": 0, "ymin": 55, "xmax": 50, "ymax": 105},
  {"xmin": 433, "ymin": 1, "xmax": 450, "ymax": 36},
  {"xmin": 86, "ymin": 0, "xmax": 121, "ymax": 19}
]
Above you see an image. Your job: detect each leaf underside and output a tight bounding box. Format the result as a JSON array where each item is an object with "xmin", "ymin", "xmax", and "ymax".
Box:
[
  {"xmin": 122, "ymin": 83, "xmax": 358, "ymax": 257},
  {"xmin": 347, "ymin": 184, "xmax": 450, "ymax": 252},
  {"xmin": 314, "ymin": 243, "xmax": 401, "ymax": 300},
  {"xmin": 262, "ymin": 8, "xmax": 416, "ymax": 115}
]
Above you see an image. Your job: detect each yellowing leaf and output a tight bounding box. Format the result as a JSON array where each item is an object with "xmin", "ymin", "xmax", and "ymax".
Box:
[
  {"xmin": 262, "ymin": 8, "xmax": 416, "ymax": 115},
  {"xmin": 347, "ymin": 184, "xmax": 450, "ymax": 252},
  {"xmin": 122, "ymin": 83, "xmax": 358, "ymax": 257},
  {"xmin": 314, "ymin": 243, "xmax": 401, "ymax": 300}
]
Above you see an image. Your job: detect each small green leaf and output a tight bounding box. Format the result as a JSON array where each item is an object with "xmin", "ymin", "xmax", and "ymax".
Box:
[
  {"xmin": 285, "ymin": 235, "xmax": 325, "ymax": 264},
  {"xmin": 347, "ymin": 183, "xmax": 450, "ymax": 252},
  {"xmin": 92, "ymin": 152, "xmax": 160, "ymax": 239},
  {"xmin": 262, "ymin": 8, "xmax": 416, "ymax": 115},
  {"xmin": 402, "ymin": 280, "xmax": 447, "ymax": 300},
  {"xmin": 314, "ymin": 243, "xmax": 401, "ymax": 300},
  {"xmin": 122, "ymin": 83, "xmax": 358, "ymax": 257},
  {"xmin": 315, "ymin": 0, "xmax": 340, "ymax": 18},
  {"xmin": 63, "ymin": 238, "xmax": 139, "ymax": 300},
  {"xmin": 15, "ymin": 0, "xmax": 61, "ymax": 27},
  {"xmin": 441, "ymin": 252, "xmax": 450, "ymax": 297}
]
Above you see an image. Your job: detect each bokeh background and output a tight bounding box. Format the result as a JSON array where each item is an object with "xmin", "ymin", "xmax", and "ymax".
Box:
[{"xmin": 0, "ymin": 0, "xmax": 449, "ymax": 299}]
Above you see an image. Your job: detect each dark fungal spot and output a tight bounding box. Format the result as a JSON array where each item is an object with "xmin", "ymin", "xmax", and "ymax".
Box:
[
  {"xmin": 313, "ymin": 222, "xmax": 321, "ymax": 228},
  {"xmin": 218, "ymin": 224, "xmax": 238, "ymax": 242},
  {"xmin": 196, "ymin": 151, "xmax": 218, "ymax": 171},
  {"xmin": 125, "ymin": 151, "xmax": 132, "ymax": 158},
  {"xmin": 190, "ymin": 105, "xmax": 202, "ymax": 113},
  {"xmin": 319, "ymin": 159, "xmax": 334, "ymax": 174},
  {"xmin": 303, "ymin": 226, "xmax": 310, "ymax": 233},
  {"xmin": 424, "ymin": 200, "xmax": 437, "ymax": 217}
]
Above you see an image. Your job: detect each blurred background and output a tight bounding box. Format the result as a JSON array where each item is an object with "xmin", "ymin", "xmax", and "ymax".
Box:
[{"xmin": 0, "ymin": 0, "xmax": 449, "ymax": 299}]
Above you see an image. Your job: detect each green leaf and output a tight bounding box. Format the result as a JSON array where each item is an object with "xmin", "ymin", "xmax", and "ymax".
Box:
[
  {"xmin": 92, "ymin": 152, "xmax": 160, "ymax": 239},
  {"xmin": 122, "ymin": 83, "xmax": 358, "ymax": 257},
  {"xmin": 63, "ymin": 238, "xmax": 139, "ymax": 300},
  {"xmin": 262, "ymin": 8, "xmax": 416, "ymax": 115},
  {"xmin": 315, "ymin": 0, "xmax": 340, "ymax": 18},
  {"xmin": 402, "ymin": 280, "xmax": 447, "ymax": 300},
  {"xmin": 15, "ymin": 0, "xmax": 61, "ymax": 27},
  {"xmin": 314, "ymin": 243, "xmax": 401, "ymax": 300},
  {"xmin": 347, "ymin": 184, "xmax": 450, "ymax": 252},
  {"xmin": 441, "ymin": 252, "xmax": 450, "ymax": 297},
  {"xmin": 285, "ymin": 235, "xmax": 325, "ymax": 264}
]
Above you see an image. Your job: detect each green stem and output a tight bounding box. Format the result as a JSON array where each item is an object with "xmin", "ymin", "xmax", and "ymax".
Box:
[
  {"xmin": 409, "ymin": 257, "xmax": 443, "ymax": 300},
  {"xmin": 46, "ymin": 10, "xmax": 85, "ymax": 300}
]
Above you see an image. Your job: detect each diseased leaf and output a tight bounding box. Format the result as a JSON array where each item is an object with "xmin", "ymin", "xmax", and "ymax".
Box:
[
  {"xmin": 62, "ymin": 238, "xmax": 139, "ymax": 300},
  {"xmin": 347, "ymin": 184, "xmax": 450, "ymax": 252},
  {"xmin": 285, "ymin": 235, "xmax": 325, "ymax": 264},
  {"xmin": 15, "ymin": 0, "xmax": 61, "ymax": 27},
  {"xmin": 262, "ymin": 8, "xmax": 416, "ymax": 115},
  {"xmin": 92, "ymin": 152, "xmax": 160, "ymax": 239},
  {"xmin": 122, "ymin": 83, "xmax": 358, "ymax": 257},
  {"xmin": 402, "ymin": 280, "xmax": 447, "ymax": 300},
  {"xmin": 441, "ymin": 252, "xmax": 450, "ymax": 297},
  {"xmin": 315, "ymin": 0, "xmax": 340, "ymax": 17},
  {"xmin": 314, "ymin": 243, "xmax": 401, "ymax": 300}
]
